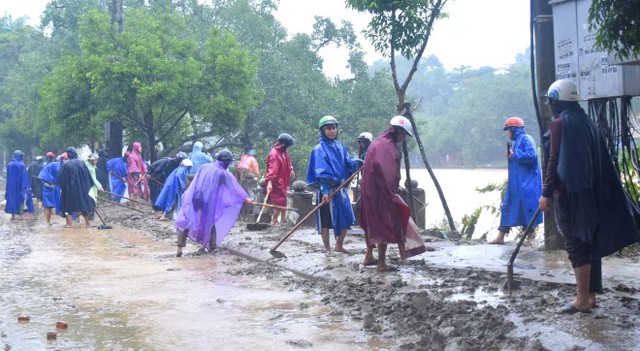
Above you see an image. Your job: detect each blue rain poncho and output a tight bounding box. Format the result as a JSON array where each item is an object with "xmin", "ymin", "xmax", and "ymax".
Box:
[
  {"xmin": 5, "ymin": 152, "xmax": 29, "ymax": 215},
  {"xmin": 500, "ymin": 127, "xmax": 543, "ymax": 227},
  {"xmin": 155, "ymin": 164, "xmax": 189, "ymax": 217},
  {"xmin": 39, "ymin": 160, "xmax": 62, "ymax": 213},
  {"xmin": 106, "ymin": 157, "xmax": 128, "ymax": 201},
  {"xmin": 306, "ymin": 132, "xmax": 361, "ymax": 236},
  {"xmin": 189, "ymin": 141, "xmax": 213, "ymax": 174}
]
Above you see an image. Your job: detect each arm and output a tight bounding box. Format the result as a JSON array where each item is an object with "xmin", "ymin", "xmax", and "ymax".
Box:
[
  {"xmin": 511, "ymin": 135, "xmax": 538, "ymax": 165},
  {"xmin": 540, "ymin": 119, "xmax": 562, "ymax": 212}
]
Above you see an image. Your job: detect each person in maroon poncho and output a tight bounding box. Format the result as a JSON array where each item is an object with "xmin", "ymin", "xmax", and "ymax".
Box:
[
  {"xmin": 126, "ymin": 142, "xmax": 149, "ymax": 206},
  {"xmin": 264, "ymin": 133, "xmax": 295, "ymax": 225},
  {"xmin": 360, "ymin": 116, "xmax": 414, "ymax": 272}
]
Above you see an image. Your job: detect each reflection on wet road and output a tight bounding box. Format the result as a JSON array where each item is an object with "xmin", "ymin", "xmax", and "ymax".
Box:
[{"xmin": 0, "ymin": 217, "xmax": 373, "ymax": 351}]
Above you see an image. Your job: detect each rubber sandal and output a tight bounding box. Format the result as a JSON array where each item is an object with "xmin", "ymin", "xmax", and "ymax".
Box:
[{"xmin": 558, "ymin": 303, "xmax": 591, "ymax": 314}]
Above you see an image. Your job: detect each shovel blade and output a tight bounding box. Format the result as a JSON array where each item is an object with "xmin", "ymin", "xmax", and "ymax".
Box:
[{"xmin": 269, "ymin": 249, "xmax": 286, "ymax": 259}]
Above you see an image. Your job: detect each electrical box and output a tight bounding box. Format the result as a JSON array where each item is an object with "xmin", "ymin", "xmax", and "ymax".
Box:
[{"xmin": 550, "ymin": 0, "xmax": 640, "ymax": 99}]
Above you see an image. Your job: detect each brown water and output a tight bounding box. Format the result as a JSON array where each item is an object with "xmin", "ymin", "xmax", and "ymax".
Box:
[{"xmin": 0, "ymin": 216, "xmax": 376, "ymax": 351}]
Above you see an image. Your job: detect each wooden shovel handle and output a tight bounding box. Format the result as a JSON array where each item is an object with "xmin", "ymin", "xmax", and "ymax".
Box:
[{"xmin": 270, "ymin": 166, "xmax": 362, "ymax": 252}]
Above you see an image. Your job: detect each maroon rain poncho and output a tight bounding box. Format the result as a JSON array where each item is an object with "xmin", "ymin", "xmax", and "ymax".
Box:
[
  {"xmin": 264, "ymin": 143, "xmax": 292, "ymax": 206},
  {"xmin": 359, "ymin": 127, "xmax": 426, "ymax": 259},
  {"xmin": 175, "ymin": 161, "xmax": 248, "ymax": 249}
]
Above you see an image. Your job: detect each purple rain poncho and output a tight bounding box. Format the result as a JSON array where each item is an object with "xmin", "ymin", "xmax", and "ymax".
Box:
[
  {"xmin": 175, "ymin": 161, "xmax": 248, "ymax": 249},
  {"xmin": 5, "ymin": 152, "xmax": 29, "ymax": 215}
]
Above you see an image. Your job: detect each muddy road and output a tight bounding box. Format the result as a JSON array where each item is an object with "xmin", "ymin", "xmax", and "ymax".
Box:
[{"xmin": 2, "ymin": 201, "xmax": 640, "ymax": 350}]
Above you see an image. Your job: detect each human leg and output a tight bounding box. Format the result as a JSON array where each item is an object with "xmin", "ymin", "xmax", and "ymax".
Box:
[
  {"xmin": 321, "ymin": 228, "xmax": 331, "ymax": 253},
  {"xmin": 44, "ymin": 208, "xmax": 52, "ymax": 225},
  {"xmin": 334, "ymin": 229, "xmax": 349, "ymax": 253},
  {"xmin": 377, "ymin": 243, "xmax": 394, "ymax": 271},
  {"xmin": 176, "ymin": 229, "xmax": 188, "ymax": 257},
  {"xmin": 65, "ymin": 213, "xmax": 73, "ymax": 228},
  {"xmin": 363, "ymin": 244, "xmax": 377, "ymax": 265},
  {"xmin": 489, "ymin": 226, "xmax": 510, "ymax": 244},
  {"xmin": 82, "ymin": 213, "xmax": 91, "ymax": 228}
]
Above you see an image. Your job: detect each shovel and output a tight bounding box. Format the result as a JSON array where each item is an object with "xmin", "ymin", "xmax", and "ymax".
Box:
[
  {"xmin": 103, "ymin": 190, "xmax": 154, "ymax": 208},
  {"xmin": 269, "ymin": 167, "xmax": 362, "ymax": 258},
  {"xmin": 98, "ymin": 197, "xmax": 149, "ymax": 214},
  {"xmin": 506, "ymin": 208, "xmax": 541, "ymax": 296},
  {"xmin": 94, "ymin": 208, "xmax": 113, "ymax": 230},
  {"xmin": 247, "ymin": 188, "xmax": 272, "ymax": 231}
]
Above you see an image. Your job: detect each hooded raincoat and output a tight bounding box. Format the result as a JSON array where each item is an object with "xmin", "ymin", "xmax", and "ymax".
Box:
[
  {"xmin": 265, "ymin": 143, "xmax": 292, "ymax": 206},
  {"xmin": 500, "ymin": 127, "xmax": 543, "ymax": 228},
  {"xmin": 175, "ymin": 161, "xmax": 248, "ymax": 249},
  {"xmin": 5, "ymin": 152, "xmax": 29, "ymax": 215},
  {"xmin": 306, "ymin": 132, "xmax": 361, "ymax": 236},
  {"xmin": 189, "ymin": 141, "xmax": 213, "ymax": 174},
  {"xmin": 359, "ymin": 127, "xmax": 410, "ymax": 243},
  {"xmin": 148, "ymin": 157, "xmax": 181, "ymax": 208},
  {"xmin": 27, "ymin": 159, "xmax": 44, "ymax": 200},
  {"xmin": 126, "ymin": 142, "xmax": 149, "ymax": 200},
  {"xmin": 155, "ymin": 164, "xmax": 189, "ymax": 217},
  {"xmin": 85, "ymin": 160, "xmax": 103, "ymax": 204},
  {"xmin": 59, "ymin": 148, "xmax": 95, "ymax": 215},
  {"xmin": 544, "ymin": 105, "xmax": 640, "ymax": 258},
  {"xmin": 106, "ymin": 157, "xmax": 128, "ymax": 201},
  {"xmin": 39, "ymin": 160, "xmax": 62, "ymax": 213}
]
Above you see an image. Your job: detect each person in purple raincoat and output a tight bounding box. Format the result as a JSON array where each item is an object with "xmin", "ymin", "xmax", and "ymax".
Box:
[{"xmin": 175, "ymin": 149, "xmax": 253, "ymax": 257}]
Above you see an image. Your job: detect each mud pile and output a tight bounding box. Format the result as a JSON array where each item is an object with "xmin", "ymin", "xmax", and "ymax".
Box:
[{"xmin": 96, "ymin": 201, "xmax": 640, "ymax": 350}]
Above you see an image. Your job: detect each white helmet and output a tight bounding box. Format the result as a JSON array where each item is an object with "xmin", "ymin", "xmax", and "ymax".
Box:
[
  {"xmin": 389, "ymin": 115, "xmax": 413, "ymax": 136},
  {"xmin": 357, "ymin": 132, "xmax": 373, "ymax": 142},
  {"xmin": 546, "ymin": 79, "xmax": 579, "ymax": 102},
  {"xmin": 181, "ymin": 159, "xmax": 193, "ymax": 167}
]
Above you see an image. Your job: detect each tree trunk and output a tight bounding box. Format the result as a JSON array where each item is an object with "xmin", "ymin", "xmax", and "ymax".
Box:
[
  {"xmin": 143, "ymin": 108, "xmax": 157, "ymax": 162},
  {"xmin": 400, "ymin": 103, "xmax": 457, "ymax": 233},
  {"xmin": 532, "ymin": 0, "xmax": 564, "ymax": 249},
  {"xmin": 104, "ymin": 0, "xmax": 124, "ymax": 162}
]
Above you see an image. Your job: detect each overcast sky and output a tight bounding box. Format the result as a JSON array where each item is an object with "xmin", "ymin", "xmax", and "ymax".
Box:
[{"xmin": 3, "ymin": 0, "xmax": 530, "ymax": 77}]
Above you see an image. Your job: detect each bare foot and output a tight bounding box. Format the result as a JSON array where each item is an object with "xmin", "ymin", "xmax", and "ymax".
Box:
[
  {"xmin": 377, "ymin": 263, "xmax": 398, "ymax": 272},
  {"xmin": 334, "ymin": 247, "xmax": 350, "ymax": 254},
  {"xmin": 363, "ymin": 258, "xmax": 378, "ymax": 266},
  {"xmin": 488, "ymin": 238, "xmax": 505, "ymax": 245}
]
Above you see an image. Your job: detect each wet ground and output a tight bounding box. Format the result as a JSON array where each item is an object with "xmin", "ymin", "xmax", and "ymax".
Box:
[{"xmin": 2, "ymin": 200, "xmax": 640, "ymax": 350}]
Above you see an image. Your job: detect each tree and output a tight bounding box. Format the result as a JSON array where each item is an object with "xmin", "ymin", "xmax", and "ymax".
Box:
[
  {"xmin": 588, "ymin": 0, "xmax": 640, "ymax": 60},
  {"xmin": 346, "ymin": 0, "xmax": 457, "ymax": 232},
  {"xmin": 40, "ymin": 5, "xmax": 260, "ymax": 161}
]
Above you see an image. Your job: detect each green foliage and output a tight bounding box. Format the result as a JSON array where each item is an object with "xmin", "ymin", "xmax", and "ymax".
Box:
[
  {"xmin": 588, "ymin": 0, "xmax": 640, "ymax": 61},
  {"xmin": 345, "ymin": 0, "xmax": 447, "ymax": 59}
]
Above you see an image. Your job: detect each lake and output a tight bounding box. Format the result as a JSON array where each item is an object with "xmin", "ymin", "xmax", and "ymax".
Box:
[{"xmin": 401, "ymin": 168, "xmax": 508, "ymax": 238}]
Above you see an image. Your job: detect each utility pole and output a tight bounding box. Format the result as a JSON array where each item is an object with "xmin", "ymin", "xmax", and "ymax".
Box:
[{"xmin": 532, "ymin": 0, "xmax": 564, "ymax": 249}]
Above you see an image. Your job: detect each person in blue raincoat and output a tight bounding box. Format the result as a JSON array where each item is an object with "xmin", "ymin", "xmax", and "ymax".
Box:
[
  {"xmin": 155, "ymin": 159, "xmax": 192, "ymax": 221},
  {"xmin": 39, "ymin": 153, "xmax": 67, "ymax": 225},
  {"xmin": 306, "ymin": 116, "xmax": 362, "ymax": 254},
  {"xmin": 188, "ymin": 141, "xmax": 213, "ymax": 174},
  {"xmin": 5, "ymin": 150, "xmax": 30, "ymax": 220},
  {"xmin": 106, "ymin": 155, "xmax": 129, "ymax": 202},
  {"xmin": 489, "ymin": 117, "xmax": 543, "ymax": 244}
]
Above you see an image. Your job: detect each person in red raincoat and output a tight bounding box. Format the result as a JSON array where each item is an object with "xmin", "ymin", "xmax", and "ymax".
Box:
[
  {"xmin": 126, "ymin": 142, "xmax": 149, "ymax": 205},
  {"xmin": 264, "ymin": 133, "xmax": 295, "ymax": 225},
  {"xmin": 360, "ymin": 116, "xmax": 415, "ymax": 272}
]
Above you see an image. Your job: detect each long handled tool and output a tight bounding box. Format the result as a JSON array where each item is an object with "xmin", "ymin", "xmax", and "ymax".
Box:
[
  {"xmin": 246, "ymin": 188, "xmax": 273, "ymax": 231},
  {"xmin": 103, "ymin": 190, "xmax": 154, "ymax": 208},
  {"xmin": 256, "ymin": 188, "xmax": 271, "ymax": 223},
  {"xmin": 94, "ymin": 208, "xmax": 113, "ymax": 229},
  {"xmin": 98, "ymin": 197, "xmax": 149, "ymax": 214},
  {"xmin": 506, "ymin": 208, "xmax": 541, "ymax": 296},
  {"xmin": 269, "ymin": 167, "xmax": 362, "ymax": 258},
  {"xmin": 253, "ymin": 202, "xmax": 297, "ymax": 211}
]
